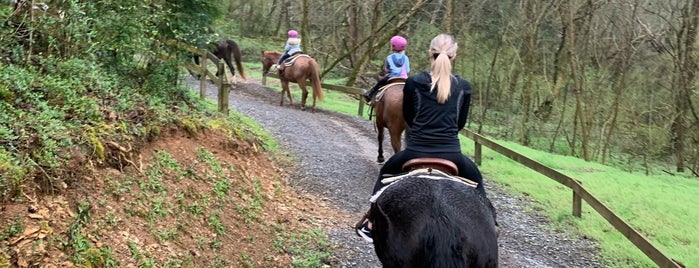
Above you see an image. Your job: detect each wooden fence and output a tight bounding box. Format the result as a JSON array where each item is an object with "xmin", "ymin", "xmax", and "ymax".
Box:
[
  {"xmin": 461, "ymin": 129, "xmax": 683, "ymax": 268},
  {"xmin": 262, "ymin": 72, "xmax": 368, "ymax": 117},
  {"xmin": 163, "ymin": 39, "xmax": 232, "ymax": 115}
]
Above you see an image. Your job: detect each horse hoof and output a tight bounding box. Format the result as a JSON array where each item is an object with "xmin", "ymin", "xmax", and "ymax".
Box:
[
  {"xmin": 301, "ymin": 106, "xmax": 306, "ymax": 111},
  {"xmin": 377, "ymin": 157, "xmax": 385, "ymax": 163}
]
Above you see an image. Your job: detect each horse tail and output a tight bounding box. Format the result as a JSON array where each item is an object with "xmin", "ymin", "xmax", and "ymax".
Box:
[
  {"xmin": 310, "ymin": 59, "xmax": 324, "ymax": 101},
  {"xmin": 228, "ymin": 39, "xmax": 247, "ymax": 80}
]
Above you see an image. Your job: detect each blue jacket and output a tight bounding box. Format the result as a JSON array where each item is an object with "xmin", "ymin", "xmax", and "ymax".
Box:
[
  {"xmin": 385, "ymin": 52, "xmax": 410, "ymax": 78},
  {"xmin": 285, "ymin": 38, "xmax": 302, "ymax": 55}
]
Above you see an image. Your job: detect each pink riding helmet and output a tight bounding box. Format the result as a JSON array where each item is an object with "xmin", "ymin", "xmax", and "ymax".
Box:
[
  {"xmin": 288, "ymin": 30, "xmax": 298, "ymax": 38},
  {"xmin": 390, "ymin": 35, "xmax": 407, "ymax": 51}
]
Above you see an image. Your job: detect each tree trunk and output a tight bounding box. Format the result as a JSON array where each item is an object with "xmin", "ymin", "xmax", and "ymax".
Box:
[
  {"xmin": 346, "ymin": 0, "xmax": 363, "ymax": 69},
  {"xmin": 479, "ymin": 35, "xmax": 502, "ymax": 134},
  {"xmin": 506, "ymin": 64, "xmax": 520, "ymax": 140},
  {"xmin": 670, "ymin": 0, "xmax": 699, "ymax": 172},
  {"xmin": 442, "ymin": 0, "xmax": 453, "ymax": 33},
  {"xmin": 301, "ymin": 0, "xmax": 309, "ymax": 52}
]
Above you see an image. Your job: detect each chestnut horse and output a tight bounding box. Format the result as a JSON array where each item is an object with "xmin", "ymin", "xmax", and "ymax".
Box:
[
  {"xmin": 194, "ymin": 39, "xmax": 247, "ymax": 81},
  {"xmin": 373, "ymin": 80, "xmax": 406, "ymax": 163},
  {"xmin": 261, "ymin": 51, "xmax": 324, "ymax": 112},
  {"xmin": 370, "ymin": 171, "xmax": 499, "ymax": 267}
]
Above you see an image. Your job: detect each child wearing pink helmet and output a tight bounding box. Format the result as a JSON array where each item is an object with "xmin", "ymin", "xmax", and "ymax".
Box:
[
  {"xmin": 275, "ymin": 30, "xmax": 302, "ymax": 71},
  {"xmin": 362, "ymin": 35, "xmax": 411, "ymax": 104}
]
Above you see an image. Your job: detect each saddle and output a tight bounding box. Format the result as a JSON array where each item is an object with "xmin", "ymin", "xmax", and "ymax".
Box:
[
  {"xmin": 374, "ymin": 78, "xmax": 406, "ymax": 103},
  {"xmin": 278, "ymin": 52, "xmax": 307, "ymax": 74},
  {"xmin": 402, "ymin": 157, "xmax": 458, "ymax": 175},
  {"xmin": 281, "ymin": 52, "xmax": 305, "ymax": 66},
  {"xmin": 369, "ymin": 158, "xmax": 478, "ymax": 204}
]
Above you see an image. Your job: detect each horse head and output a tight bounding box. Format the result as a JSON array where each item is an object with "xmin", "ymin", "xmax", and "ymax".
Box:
[{"xmin": 261, "ymin": 50, "xmax": 282, "ymax": 75}]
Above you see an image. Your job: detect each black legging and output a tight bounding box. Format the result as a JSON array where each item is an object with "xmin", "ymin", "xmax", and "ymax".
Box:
[
  {"xmin": 369, "ymin": 76, "xmax": 390, "ymax": 94},
  {"xmin": 371, "ymin": 149, "xmax": 486, "ymax": 196},
  {"xmin": 277, "ymin": 53, "xmax": 291, "ymax": 65}
]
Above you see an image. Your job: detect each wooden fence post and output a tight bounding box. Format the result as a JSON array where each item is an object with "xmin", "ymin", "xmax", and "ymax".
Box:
[
  {"xmin": 199, "ymin": 54, "xmax": 207, "ymax": 98},
  {"xmin": 474, "ymin": 140, "xmax": 482, "ymax": 166},
  {"xmin": 358, "ymin": 100, "xmax": 365, "ymax": 117},
  {"xmin": 573, "ymin": 180, "xmax": 582, "ymax": 217},
  {"xmin": 217, "ymin": 62, "xmax": 229, "ymax": 115}
]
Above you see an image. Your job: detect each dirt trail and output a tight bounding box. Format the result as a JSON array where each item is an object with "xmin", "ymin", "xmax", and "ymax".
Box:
[{"xmin": 187, "ymin": 76, "xmax": 602, "ymax": 267}]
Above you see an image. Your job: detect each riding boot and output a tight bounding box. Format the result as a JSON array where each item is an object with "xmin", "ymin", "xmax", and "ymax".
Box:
[{"xmin": 363, "ymin": 89, "xmax": 374, "ymax": 104}]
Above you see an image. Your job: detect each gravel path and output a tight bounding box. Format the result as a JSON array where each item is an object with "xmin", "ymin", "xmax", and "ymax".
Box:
[{"xmin": 186, "ymin": 76, "xmax": 603, "ymax": 268}]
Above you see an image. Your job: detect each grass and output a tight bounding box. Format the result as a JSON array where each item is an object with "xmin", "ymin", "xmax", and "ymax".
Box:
[
  {"xmin": 272, "ymin": 224, "xmax": 333, "ymax": 268},
  {"xmin": 458, "ymin": 137, "xmax": 699, "ymax": 267}
]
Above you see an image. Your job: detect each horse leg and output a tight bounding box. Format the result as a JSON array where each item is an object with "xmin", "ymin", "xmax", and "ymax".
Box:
[
  {"xmin": 389, "ymin": 126, "xmax": 403, "ymax": 154},
  {"xmin": 280, "ymin": 80, "xmax": 293, "ymax": 107},
  {"xmin": 377, "ymin": 125, "xmax": 386, "ymax": 163},
  {"xmin": 298, "ymin": 80, "xmax": 308, "ymax": 111},
  {"xmin": 261, "ymin": 60, "xmax": 270, "ymax": 85},
  {"xmin": 224, "ymin": 54, "xmax": 236, "ymax": 80}
]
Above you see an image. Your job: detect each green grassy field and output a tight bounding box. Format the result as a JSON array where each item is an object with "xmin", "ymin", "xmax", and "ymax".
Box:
[
  {"xmin": 219, "ymin": 54, "xmax": 698, "ymax": 268},
  {"xmin": 459, "ymin": 139, "xmax": 698, "ymax": 267}
]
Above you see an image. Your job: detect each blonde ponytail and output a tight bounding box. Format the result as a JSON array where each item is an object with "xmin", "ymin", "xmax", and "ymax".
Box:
[{"xmin": 428, "ymin": 34, "xmax": 458, "ymax": 104}]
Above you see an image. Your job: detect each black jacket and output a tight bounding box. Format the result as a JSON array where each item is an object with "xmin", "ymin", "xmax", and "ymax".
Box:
[{"xmin": 403, "ymin": 71, "xmax": 472, "ymax": 153}]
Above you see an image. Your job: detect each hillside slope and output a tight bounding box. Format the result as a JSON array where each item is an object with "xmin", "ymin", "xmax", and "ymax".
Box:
[{"xmin": 0, "ymin": 125, "xmax": 336, "ymax": 267}]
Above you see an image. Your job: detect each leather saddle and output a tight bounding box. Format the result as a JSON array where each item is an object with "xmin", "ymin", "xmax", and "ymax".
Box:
[{"xmin": 402, "ymin": 157, "xmax": 458, "ymax": 175}]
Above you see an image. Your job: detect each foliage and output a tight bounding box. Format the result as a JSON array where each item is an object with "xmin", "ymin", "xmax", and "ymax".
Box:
[{"xmin": 0, "ymin": 0, "xmax": 225, "ymax": 201}]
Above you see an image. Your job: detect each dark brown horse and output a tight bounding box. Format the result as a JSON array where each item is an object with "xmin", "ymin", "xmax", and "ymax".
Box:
[
  {"xmin": 371, "ymin": 171, "xmax": 499, "ymax": 267},
  {"xmin": 194, "ymin": 39, "xmax": 247, "ymax": 81},
  {"xmin": 263, "ymin": 51, "xmax": 324, "ymax": 112},
  {"xmin": 373, "ymin": 80, "xmax": 406, "ymax": 163}
]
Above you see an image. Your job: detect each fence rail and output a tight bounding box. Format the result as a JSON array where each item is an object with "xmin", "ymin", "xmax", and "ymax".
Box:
[{"xmin": 461, "ymin": 129, "xmax": 683, "ymax": 268}]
